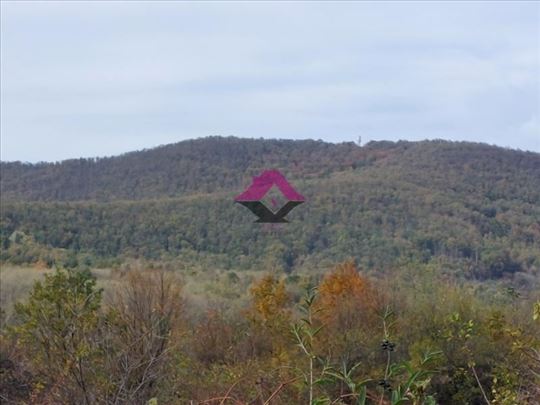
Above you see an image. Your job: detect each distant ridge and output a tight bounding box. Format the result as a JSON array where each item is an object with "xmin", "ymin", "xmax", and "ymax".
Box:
[
  {"xmin": 1, "ymin": 137, "xmax": 539, "ymax": 279},
  {"xmin": 1, "ymin": 136, "xmax": 538, "ymax": 202}
]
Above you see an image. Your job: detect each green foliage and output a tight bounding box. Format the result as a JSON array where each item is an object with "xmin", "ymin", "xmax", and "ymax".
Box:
[
  {"xmin": 387, "ymin": 350, "xmax": 442, "ymax": 405},
  {"xmin": 2, "ymin": 139, "xmax": 539, "ymax": 283},
  {"xmin": 12, "ymin": 268, "xmax": 102, "ymax": 404},
  {"xmin": 3, "ymin": 268, "xmax": 183, "ymax": 404}
]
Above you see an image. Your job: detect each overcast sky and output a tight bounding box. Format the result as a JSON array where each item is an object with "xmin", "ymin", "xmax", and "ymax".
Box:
[{"xmin": 1, "ymin": 1, "xmax": 539, "ymax": 162}]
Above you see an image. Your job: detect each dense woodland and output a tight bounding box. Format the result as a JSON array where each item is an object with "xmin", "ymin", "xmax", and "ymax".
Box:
[
  {"xmin": 1, "ymin": 137, "xmax": 539, "ymax": 404},
  {"xmin": 1, "ymin": 138, "xmax": 539, "ymax": 282}
]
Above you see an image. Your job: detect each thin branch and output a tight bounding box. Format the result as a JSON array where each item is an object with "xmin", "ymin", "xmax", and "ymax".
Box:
[
  {"xmin": 263, "ymin": 377, "xmax": 301, "ymax": 405},
  {"xmin": 470, "ymin": 365, "xmax": 491, "ymax": 405},
  {"xmin": 219, "ymin": 379, "xmax": 243, "ymax": 405}
]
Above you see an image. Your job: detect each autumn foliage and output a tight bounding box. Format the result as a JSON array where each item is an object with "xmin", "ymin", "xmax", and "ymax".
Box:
[
  {"xmin": 317, "ymin": 260, "xmax": 377, "ymax": 319},
  {"xmin": 315, "ymin": 260, "xmax": 384, "ymax": 366},
  {"xmin": 248, "ymin": 275, "xmax": 290, "ymax": 325},
  {"xmin": 1, "ymin": 262, "xmax": 539, "ymax": 404}
]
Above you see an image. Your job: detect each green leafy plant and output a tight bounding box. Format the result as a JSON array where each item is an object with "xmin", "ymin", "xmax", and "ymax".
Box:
[
  {"xmin": 292, "ymin": 287, "xmax": 325, "ymax": 404},
  {"xmin": 387, "ymin": 350, "xmax": 442, "ymax": 405},
  {"xmin": 323, "ymin": 362, "xmax": 370, "ymax": 405},
  {"xmin": 377, "ymin": 306, "xmax": 442, "ymax": 405},
  {"xmin": 292, "ymin": 287, "xmax": 371, "ymax": 404}
]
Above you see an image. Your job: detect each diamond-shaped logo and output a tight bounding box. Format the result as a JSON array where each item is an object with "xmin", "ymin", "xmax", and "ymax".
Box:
[
  {"xmin": 260, "ymin": 185, "xmax": 287, "ymax": 211},
  {"xmin": 235, "ymin": 169, "xmax": 305, "ymax": 223}
]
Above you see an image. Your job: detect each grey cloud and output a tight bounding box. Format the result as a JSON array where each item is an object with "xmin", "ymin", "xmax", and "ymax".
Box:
[{"xmin": 1, "ymin": 1, "xmax": 539, "ymax": 162}]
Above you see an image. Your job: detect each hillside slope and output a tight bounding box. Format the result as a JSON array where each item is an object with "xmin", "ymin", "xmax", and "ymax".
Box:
[
  {"xmin": 0, "ymin": 137, "xmax": 366, "ymax": 201},
  {"xmin": 1, "ymin": 137, "xmax": 539, "ymax": 283}
]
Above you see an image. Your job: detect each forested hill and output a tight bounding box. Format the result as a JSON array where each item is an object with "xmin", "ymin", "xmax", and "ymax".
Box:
[
  {"xmin": 3, "ymin": 137, "xmax": 538, "ymax": 203},
  {"xmin": 1, "ymin": 137, "xmax": 540, "ymax": 283},
  {"xmin": 0, "ymin": 137, "xmax": 366, "ymax": 201}
]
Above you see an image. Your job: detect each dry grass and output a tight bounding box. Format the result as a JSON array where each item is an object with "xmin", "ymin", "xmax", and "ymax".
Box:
[{"xmin": 0, "ymin": 264, "xmax": 53, "ymax": 322}]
